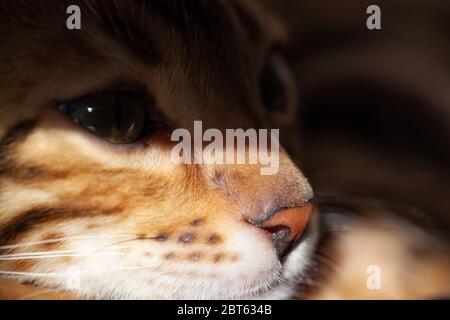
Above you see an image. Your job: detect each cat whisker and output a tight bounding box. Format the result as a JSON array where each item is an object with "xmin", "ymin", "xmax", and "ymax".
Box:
[
  {"xmin": 0, "ymin": 235, "xmax": 136, "ymax": 251},
  {"xmin": 0, "ymin": 270, "xmax": 65, "ymax": 278},
  {"xmin": 0, "ymin": 234, "xmax": 167, "ymax": 261},
  {"xmin": 0, "ymin": 252, "xmax": 126, "ymax": 261},
  {"xmin": 0, "ymin": 245, "xmax": 130, "ymax": 258},
  {"xmin": 0, "ymin": 266, "xmax": 157, "ymax": 279}
]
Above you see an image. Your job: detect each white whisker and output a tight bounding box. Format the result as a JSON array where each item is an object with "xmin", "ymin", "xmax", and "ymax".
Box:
[
  {"xmin": 0, "ymin": 271, "xmax": 65, "ymax": 278},
  {"xmin": 0, "ymin": 266, "xmax": 156, "ymax": 278},
  {"xmin": 0, "ymin": 235, "xmax": 136, "ymax": 250},
  {"xmin": 0, "ymin": 252, "xmax": 125, "ymax": 261},
  {"xmin": 0, "ymin": 246, "xmax": 130, "ymax": 258}
]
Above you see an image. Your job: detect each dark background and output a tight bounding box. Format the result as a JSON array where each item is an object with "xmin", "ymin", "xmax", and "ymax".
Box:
[{"xmin": 267, "ymin": 0, "xmax": 450, "ymax": 233}]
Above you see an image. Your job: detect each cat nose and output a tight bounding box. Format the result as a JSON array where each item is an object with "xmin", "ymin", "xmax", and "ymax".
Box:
[{"xmin": 254, "ymin": 203, "xmax": 315, "ymax": 258}]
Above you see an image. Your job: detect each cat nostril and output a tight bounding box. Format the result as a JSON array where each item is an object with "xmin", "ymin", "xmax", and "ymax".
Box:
[{"xmin": 257, "ymin": 203, "xmax": 315, "ymax": 258}]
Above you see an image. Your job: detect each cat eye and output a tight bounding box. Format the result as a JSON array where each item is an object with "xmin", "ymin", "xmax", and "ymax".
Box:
[
  {"xmin": 58, "ymin": 90, "xmax": 150, "ymax": 144},
  {"xmin": 260, "ymin": 53, "xmax": 290, "ymax": 112}
]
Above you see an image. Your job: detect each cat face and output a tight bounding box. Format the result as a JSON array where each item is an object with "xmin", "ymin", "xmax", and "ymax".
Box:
[{"xmin": 0, "ymin": 0, "xmax": 317, "ymax": 299}]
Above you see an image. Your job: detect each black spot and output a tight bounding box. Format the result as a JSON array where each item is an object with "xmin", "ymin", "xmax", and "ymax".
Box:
[
  {"xmin": 190, "ymin": 218, "xmax": 204, "ymax": 226},
  {"xmin": 207, "ymin": 234, "xmax": 222, "ymax": 245},
  {"xmin": 178, "ymin": 233, "xmax": 195, "ymax": 244}
]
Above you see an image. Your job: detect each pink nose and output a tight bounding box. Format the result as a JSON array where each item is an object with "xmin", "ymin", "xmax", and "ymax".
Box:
[{"xmin": 257, "ymin": 203, "xmax": 315, "ymax": 258}]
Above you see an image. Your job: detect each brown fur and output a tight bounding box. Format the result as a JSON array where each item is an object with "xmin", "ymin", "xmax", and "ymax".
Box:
[
  {"xmin": 0, "ymin": 0, "xmax": 312, "ymax": 299},
  {"xmin": 1, "ymin": 0, "xmax": 449, "ymax": 300}
]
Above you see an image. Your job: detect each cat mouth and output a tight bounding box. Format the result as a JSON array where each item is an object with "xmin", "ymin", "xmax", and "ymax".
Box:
[
  {"xmin": 280, "ymin": 216, "xmax": 316, "ymax": 265},
  {"xmin": 237, "ymin": 214, "xmax": 319, "ymax": 300},
  {"xmin": 277, "ymin": 213, "xmax": 320, "ymax": 285}
]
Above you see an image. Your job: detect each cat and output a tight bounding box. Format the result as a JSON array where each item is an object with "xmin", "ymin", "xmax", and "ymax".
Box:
[
  {"xmin": 0, "ymin": 0, "xmax": 318, "ymax": 299},
  {"xmin": 1, "ymin": 0, "xmax": 449, "ymax": 300}
]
